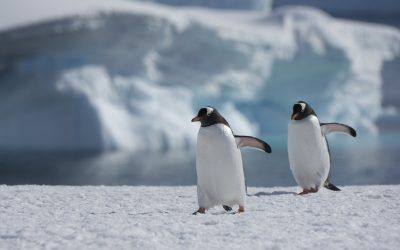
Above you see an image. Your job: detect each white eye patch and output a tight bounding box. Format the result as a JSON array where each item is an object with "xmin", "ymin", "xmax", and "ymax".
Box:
[
  {"xmin": 299, "ymin": 103, "xmax": 306, "ymax": 112},
  {"xmin": 205, "ymin": 107, "xmax": 214, "ymax": 116}
]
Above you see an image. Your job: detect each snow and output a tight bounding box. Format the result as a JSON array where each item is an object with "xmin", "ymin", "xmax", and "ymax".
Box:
[
  {"xmin": 0, "ymin": 0, "xmax": 400, "ymax": 151},
  {"xmin": 0, "ymin": 0, "xmax": 180, "ymax": 32},
  {"xmin": 0, "ymin": 185, "xmax": 399, "ymax": 249}
]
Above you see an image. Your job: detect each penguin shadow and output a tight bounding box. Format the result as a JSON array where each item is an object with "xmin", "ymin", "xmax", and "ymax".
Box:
[{"xmin": 249, "ymin": 191, "xmax": 297, "ymax": 197}]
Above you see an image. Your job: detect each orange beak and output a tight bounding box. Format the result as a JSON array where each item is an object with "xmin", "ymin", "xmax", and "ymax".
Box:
[
  {"xmin": 291, "ymin": 113, "xmax": 299, "ymax": 120},
  {"xmin": 191, "ymin": 116, "xmax": 201, "ymax": 122}
]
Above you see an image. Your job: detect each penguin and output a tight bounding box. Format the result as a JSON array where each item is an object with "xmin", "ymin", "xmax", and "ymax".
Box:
[
  {"xmin": 191, "ymin": 106, "xmax": 271, "ymax": 214},
  {"xmin": 288, "ymin": 101, "xmax": 357, "ymax": 195}
]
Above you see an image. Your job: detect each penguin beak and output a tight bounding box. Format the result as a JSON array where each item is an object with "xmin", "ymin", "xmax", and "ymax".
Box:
[
  {"xmin": 191, "ymin": 116, "xmax": 201, "ymax": 122},
  {"xmin": 291, "ymin": 113, "xmax": 299, "ymax": 120}
]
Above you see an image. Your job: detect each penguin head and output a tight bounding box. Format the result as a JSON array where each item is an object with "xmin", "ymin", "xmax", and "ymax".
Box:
[
  {"xmin": 291, "ymin": 101, "xmax": 317, "ymax": 120},
  {"xmin": 191, "ymin": 106, "xmax": 230, "ymax": 127}
]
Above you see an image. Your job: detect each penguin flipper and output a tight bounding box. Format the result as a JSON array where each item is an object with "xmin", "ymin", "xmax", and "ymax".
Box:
[
  {"xmin": 324, "ymin": 179, "xmax": 341, "ymax": 191},
  {"xmin": 234, "ymin": 135, "xmax": 272, "ymax": 153},
  {"xmin": 320, "ymin": 123, "xmax": 357, "ymax": 137}
]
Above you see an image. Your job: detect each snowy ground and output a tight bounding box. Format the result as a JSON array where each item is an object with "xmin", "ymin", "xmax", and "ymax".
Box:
[{"xmin": 0, "ymin": 185, "xmax": 399, "ymax": 249}]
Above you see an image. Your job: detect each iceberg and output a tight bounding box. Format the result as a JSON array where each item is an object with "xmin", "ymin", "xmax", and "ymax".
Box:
[{"xmin": 0, "ymin": 0, "xmax": 399, "ymax": 151}]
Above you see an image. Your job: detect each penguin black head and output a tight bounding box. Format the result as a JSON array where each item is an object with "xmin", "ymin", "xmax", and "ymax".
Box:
[
  {"xmin": 291, "ymin": 101, "xmax": 317, "ymax": 120},
  {"xmin": 191, "ymin": 106, "xmax": 230, "ymax": 127}
]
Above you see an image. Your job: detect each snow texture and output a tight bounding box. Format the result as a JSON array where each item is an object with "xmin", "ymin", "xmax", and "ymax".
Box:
[
  {"xmin": 0, "ymin": 0, "xmax": 399, "ymax": 151},
  {"xmin": 0, "ymin": 185, "xmax": 399, "ymax": 249}
]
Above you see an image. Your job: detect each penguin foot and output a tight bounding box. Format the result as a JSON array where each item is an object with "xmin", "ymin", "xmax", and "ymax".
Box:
[
  {"xmin": 237, "ymin": 206, "xmax": 245, "ymax": 213},
  {"xmin": 298, "ymin": 188, "xmax": 318, "ymax": 195},
  {"xmin": 192, "ymin": 207, "xmax": 206, "ymax": 215}
]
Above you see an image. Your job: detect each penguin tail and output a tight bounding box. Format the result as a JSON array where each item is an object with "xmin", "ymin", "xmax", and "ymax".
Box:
[
  {"xmin": 324, "ymin": 180, "xmax": 341, "ymax": 191},
  {"xmin": 222, "ymin": 205, "xmax": 232, "ymax": 212}
]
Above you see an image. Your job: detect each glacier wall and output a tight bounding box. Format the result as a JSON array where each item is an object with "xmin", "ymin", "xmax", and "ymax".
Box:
[{"xmin": 0, "ymin": 1, "xmax": 399, "ymax": 151}]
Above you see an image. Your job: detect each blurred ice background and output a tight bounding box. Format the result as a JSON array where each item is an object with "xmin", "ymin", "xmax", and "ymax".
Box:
[{"xmin": 0, "ymin": 0, "xmax": 399, "ymax": 186}]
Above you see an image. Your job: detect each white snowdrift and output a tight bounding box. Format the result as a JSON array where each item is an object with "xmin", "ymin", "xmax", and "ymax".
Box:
[
  {"xmin": 0, "ymin": 185, "xmax": 399, "ymax": 249},
  {"xmin": 0, "ymin": 0, "xmax": 399, "ymax": 151}
]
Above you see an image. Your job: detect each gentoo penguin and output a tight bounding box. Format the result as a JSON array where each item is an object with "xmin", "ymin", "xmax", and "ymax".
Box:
[
  {"xmin": 191, "ymin": 106, "xmax": 271, "ymax": 214},
  {"xmin": 288, "ymin": 101, "xmax": 357, "ymax": 195}
]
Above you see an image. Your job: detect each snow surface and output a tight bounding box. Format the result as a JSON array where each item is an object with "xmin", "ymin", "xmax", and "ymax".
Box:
[
  {"xmin": 0, "ymin": 0, "xmax": 400, "ymax": 151},
  {"xmin": 0, "ymin": 185, "xmax": 399, "ymax": 249}
]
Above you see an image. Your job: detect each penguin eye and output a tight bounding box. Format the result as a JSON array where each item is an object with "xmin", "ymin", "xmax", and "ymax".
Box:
[
  {"xmin": 293, "ymin": 104, "xmax": 301, "ymax": 113},
  {"xmin": 198, "ymin": 108, "xmax": 207, "ymax": 117}
]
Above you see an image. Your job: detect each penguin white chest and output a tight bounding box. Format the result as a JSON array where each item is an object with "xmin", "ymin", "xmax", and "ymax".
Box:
[
  {"xmin": 288, "ymin": 116, "xmax": 330, "ymax": 189},
  {"xmin": 196, "ymin": 124, "xmax": 246, "ymax": 208}
]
